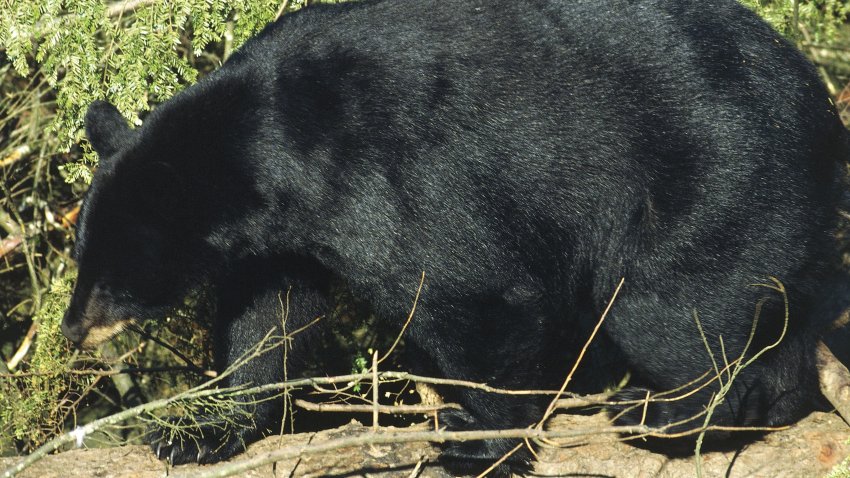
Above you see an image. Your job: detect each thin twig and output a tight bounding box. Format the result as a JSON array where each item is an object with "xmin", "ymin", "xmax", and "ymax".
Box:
[
  {"xmin": 538, "ymin": 277, "xmax": 625, "ymax": 426},
  {"xmin": 275, "ymin": 0, "xmax": 291, "ymax": 20},
  {"xmin": 127, "ymin": 324, "xmax": 212, "ymax": 376},
  {"xmin": 476, "ymin": 442, "xmax": 523, "ymax": 478},
  {"xmin": 378, "ymin": 271, "xmax": 425, "ymax": 365}
]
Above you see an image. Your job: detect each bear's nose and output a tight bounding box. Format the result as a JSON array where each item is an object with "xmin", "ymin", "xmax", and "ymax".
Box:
[{"xmin": 60, "ymin": 313, "xmax": 84, "ymax": 345}]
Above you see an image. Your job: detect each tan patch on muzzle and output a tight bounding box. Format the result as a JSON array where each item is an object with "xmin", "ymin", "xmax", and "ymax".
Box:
[{"xmin": 79, "ymin": 319, "xmax": 133, "ymax": 349}]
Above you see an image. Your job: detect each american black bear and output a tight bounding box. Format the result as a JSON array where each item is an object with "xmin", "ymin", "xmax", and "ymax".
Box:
[{"xmin": 61, "ymin": 0, "xmax": 850, "ymax": 475}]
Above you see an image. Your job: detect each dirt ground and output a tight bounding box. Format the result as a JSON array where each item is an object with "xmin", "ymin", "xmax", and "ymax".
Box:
[{"xmin": 2, "ymin": 410, "xmax": 848, "ymax": 478}]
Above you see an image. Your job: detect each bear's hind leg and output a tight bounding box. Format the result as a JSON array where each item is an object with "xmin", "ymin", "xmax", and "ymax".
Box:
[{"xmin": 605, "ymin": 295, "xmax": 821, "ymax": 439}]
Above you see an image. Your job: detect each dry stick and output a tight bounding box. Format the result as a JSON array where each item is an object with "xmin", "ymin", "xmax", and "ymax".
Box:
[
  {"xmin": 372, "ymin": 350, "xmax": 379, "ymax": 430},
  {"xmin": 223, "ymin": 19, "xmax": 234, "ymax": 61},
  {"xmin": 172, "ymin": 417, "xmax": 785, "ymax": 478},
  {"xmin": 817, "ymin": 302, "xmax": 850, "ymax": 424},
  {"xmin": 229, "ymin": 371, "xmax": 566, "ymax": 401},
  {"xmin": 174, "ymin": 424, "xmax": 653, "ymax": 478},
  {"xmin": 0, "ymin": 366, "xmax": 207, "ymax": 378},
  {"xmin": 275, "ymin": 0, "xmax": 292, "ymax": 20},
  {"xmin": 816, "ymin": 341, "xmax": 850, "ymax": 424},
  {"xmin": 553, "ymin": 393, "xmax": 614, "ymax": 410},
  {"xmin": 638, "ymin": 390, "xmax": 651, "ymax": 427},
  {"xmin": 799, "ymin": 24, "xmax": 839, "ymax": 95},
  {"xmin": 278, "ymin": 287, "xmax": 293, "ymax": 440},
  {"xmin": 2, "ymin": 186, "xmax": 43, "ymax": 314},
  {"xmin": 309, "ymin": 383, "xmax": 369, "ymax": 403},
  {"xmin": 0, "ymin": 235, "xmax": 22, "ymax": 258},
  {"xmin": 294, "ymin": 399, "xmax": 460, "ymax": 414},
  {"xmin": 545, "ymin": 398, "xmax": 788, "ymax": 452},
  {"xmin": 691, "ymin": 308, "xmax": 725, "ymax": 478},
  {"xmin": 6, "ymin": 321, "xmax": 37, "ymax": 370},
  {"xmin": 0, "ymin": 145, "xmax": 30, "ymax": 168},
  {"xmin": 204, "ymin": 371, "xmax": 585, "ymax": 405},
  {"xmin": 105, "ymin": 0, "xmax": 157, "ymax": 17},
  {"xmin": 0, "ymin": 209, "xmax": 22, "ymax": 236},
  {"xmin": 407, "ymin": 459, "xmax": 424, "ymax": 478}
]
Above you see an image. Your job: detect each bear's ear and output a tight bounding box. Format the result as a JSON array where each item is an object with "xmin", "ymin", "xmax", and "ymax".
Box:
[{"xmin": 85, "ymin": 100, "xmax": 133, "ymax": 158}]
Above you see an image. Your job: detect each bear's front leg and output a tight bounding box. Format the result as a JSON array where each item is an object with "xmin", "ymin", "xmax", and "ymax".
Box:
[
  {"xmin": 437, "ymin": 390, "xmax": 542, "ymax": 477},
  {"xmin": 403, "ymin": 301, "xmax": 553, "ymax": 477},
  {"xmin": 147, "ymin": 260, "xmax": 330, "ymax": 464}
]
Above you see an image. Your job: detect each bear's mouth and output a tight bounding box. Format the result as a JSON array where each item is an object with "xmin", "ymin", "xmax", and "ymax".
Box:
[{"xmin": 78, "ymin": 319, "xmax": 134, "ymax": 350}]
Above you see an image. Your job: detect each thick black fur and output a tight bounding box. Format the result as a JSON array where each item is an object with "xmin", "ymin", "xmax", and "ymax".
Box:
[{"xmin": 62, "ymin": 0, "xmax": 850, "ymax": 475}]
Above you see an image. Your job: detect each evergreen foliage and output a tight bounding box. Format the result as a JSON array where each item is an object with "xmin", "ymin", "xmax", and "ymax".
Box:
[
  {"xmin": 0, "ymin": 0, "xmax": 346, "ymax": 454},
  {"xmin": 742, "ymin": 0, "xmax": 850, "ymax": 41},
  {"xmin": 0, "ymin": 274, "xmax": 83, "ymax": 452},
  {"xmin": 0, "ymin": 0, "xmax": 344, "ymax": 183}
]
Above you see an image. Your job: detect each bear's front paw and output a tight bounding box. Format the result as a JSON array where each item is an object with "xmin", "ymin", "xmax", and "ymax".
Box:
[{"xmin": 145, "ymin": 416, "xmax": 247, "ymax": 465}]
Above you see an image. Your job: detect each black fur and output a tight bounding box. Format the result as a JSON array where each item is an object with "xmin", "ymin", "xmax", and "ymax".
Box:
[{"xmin": 62, "ymin": 0, "xmax": 850, "ymax": 475}]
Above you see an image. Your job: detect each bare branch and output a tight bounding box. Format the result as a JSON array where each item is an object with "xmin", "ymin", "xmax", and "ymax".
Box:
[{"xmin": 294, "ymin": 399, "xmax": 460, "ymax": 415}]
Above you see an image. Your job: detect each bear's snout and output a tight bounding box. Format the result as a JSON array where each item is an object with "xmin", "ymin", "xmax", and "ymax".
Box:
[
  {"xmin": 60, "ymin": 288, "xmax": 133, "ymax": 349},
  {"xmin": 60, "ymin": 296, "xmax": 91, "ymax": 348},
  {"xmin": 60, "ymin": 310, "xmax": 85, "ymax": 346}
]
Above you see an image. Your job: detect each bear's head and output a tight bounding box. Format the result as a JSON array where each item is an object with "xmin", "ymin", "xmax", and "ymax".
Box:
[{"xmin": 61, "ymin": 101, "xmax": 204, "ymax": 349}]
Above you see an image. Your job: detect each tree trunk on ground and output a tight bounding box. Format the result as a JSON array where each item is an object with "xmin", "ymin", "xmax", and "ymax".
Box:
[{"xmin": 2, "ymin": 411, "xmax": 848, "ymax": 477}]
